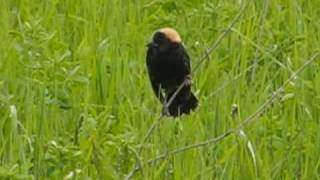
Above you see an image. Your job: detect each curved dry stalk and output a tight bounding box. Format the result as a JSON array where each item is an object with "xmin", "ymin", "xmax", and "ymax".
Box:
[
  {"xmin": 192, "ymin": 0, "xmax": 251, "ymax": 73},
  {"xmin": 127, "ymin": 52, "xmax": 320, "ymax": 179},
  {"xmin": 126, "ymin": 1, "xmax": 252, "ymax": 179}
]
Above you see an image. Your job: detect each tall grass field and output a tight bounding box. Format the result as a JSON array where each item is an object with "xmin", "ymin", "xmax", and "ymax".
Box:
[{"xmin": 1, "ymin": 0, "xmax": 320, "ymax": 179}]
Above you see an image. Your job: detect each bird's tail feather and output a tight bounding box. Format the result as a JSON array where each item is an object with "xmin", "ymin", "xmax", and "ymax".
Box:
[
  {"xmin": 184, "ymin": 92, "xmax": 198, "ymax": 112},
  {"xmin": 167, "ymin": 92, "xmax": 198, "ymax": 117}
]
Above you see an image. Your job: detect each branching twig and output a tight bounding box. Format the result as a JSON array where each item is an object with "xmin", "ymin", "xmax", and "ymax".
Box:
[
  {"xmin": 192, "ymin": 0, "xmax": 251, "ymax": 73},
  {"xmin": 125, "ymin": 1, "xmax": 251, "ymax": 179},
  {"xmin": 128, "ymin": 52, "xmax": 320, "ymax": 178},
  {"xmin": 127, "ymin": 81, "xmax": 188, "ymax": 179},
  {"xmin": 139, "ymin": 0, "xmax": 250, "ymax": 155},
  {"xmin": 237, "ymin": 52, "xmax": 320, "ymax": 129}
]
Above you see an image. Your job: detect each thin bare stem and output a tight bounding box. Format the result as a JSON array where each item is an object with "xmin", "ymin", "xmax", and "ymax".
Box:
[
  {"xmin": 192, "ymin": 0, "xmax": 251, "ymax": 73},
  {"xmin": 127, "ymin": 52, "xmax": 320, "ymax": 178},
  {"xmin": 125, "ymin": 1, "xmax": 251, "ymax": 179}
]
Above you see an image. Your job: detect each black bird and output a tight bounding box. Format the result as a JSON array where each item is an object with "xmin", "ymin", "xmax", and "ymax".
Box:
[{"xmin": 146, "ymin": 27, "xmax": 198, "ymax": 117}]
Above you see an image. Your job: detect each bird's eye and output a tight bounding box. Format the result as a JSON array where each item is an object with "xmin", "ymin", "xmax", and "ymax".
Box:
[{"xmin": 171, "ymin": 42, "xmax": 179, "ymax": 48}]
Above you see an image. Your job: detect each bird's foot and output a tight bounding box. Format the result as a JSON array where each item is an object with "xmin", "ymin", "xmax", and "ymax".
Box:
[
  {"xmin": 161, "ymin": 105, "xmax": 170, "ymax": 116},
  {"xmin": 184, "ymin": 75, "xmax": 192, "ymax": 86}
]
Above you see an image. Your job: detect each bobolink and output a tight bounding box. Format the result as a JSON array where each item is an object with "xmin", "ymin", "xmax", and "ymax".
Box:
[{"xmin": 146, "ymin": 27, "xmax": 198, "ymax": 117}]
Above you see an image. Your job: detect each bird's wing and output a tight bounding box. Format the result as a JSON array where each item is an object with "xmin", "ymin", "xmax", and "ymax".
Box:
[
  {"xmin": 146, "ymin": 49, "xmax": 165, "ymax": 103},
  {"xmin": 181, "ymin": 47, "xmax": 192, "ymax": 83}
]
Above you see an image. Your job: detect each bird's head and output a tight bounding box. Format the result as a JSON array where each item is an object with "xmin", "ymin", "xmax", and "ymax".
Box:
[{"xmin": 147, "ymin": 27, "xmax": 182, "ymax": 53}]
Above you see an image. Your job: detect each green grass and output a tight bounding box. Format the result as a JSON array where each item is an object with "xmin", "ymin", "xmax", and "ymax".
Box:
[{"xmin": 1, "ymin": 0, "xmax": 320, "ymax": 179}]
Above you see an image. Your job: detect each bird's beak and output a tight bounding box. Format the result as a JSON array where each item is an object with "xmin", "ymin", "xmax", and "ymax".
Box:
[{"xmin": 147, "ymin": 42, "xmax": 158, "ymax": 48}]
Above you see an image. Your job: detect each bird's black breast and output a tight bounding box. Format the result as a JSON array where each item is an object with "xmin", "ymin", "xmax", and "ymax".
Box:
[{"xmin": 146, "ymin": 45, "xmax": 190, "ymax": 89}]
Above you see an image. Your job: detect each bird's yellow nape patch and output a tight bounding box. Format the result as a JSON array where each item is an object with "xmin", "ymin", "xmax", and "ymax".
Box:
[{"xmin": 159, "ymin": 27, "xmax": 181, "ymax": 43}]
